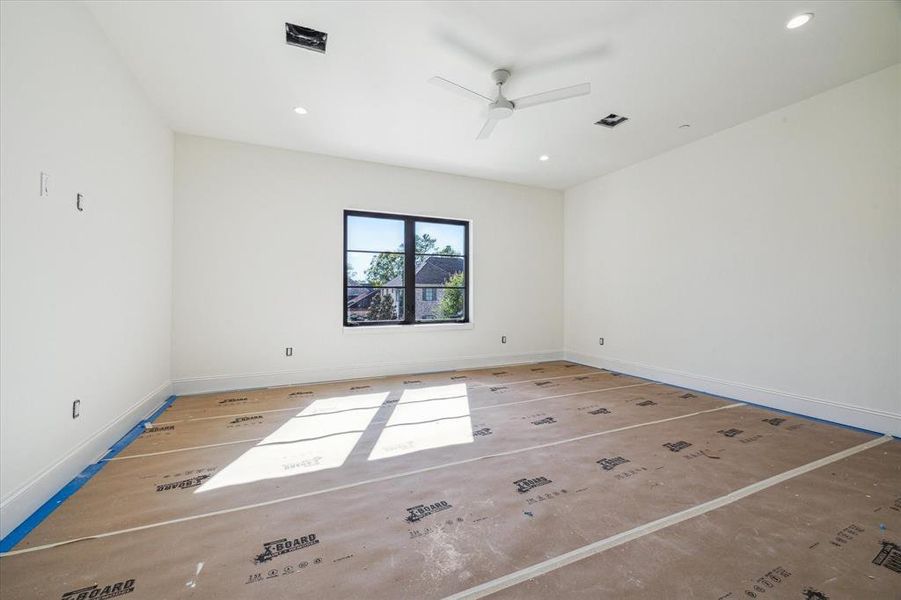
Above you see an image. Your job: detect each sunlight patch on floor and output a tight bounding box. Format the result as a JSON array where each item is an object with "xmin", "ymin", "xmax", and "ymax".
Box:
[
  {"xmin": 368, "ymin": 384, "xmax": 473, "ymax": 461},
  {"xmin": 196, "ymin": 392, "xmax": 388, "ymax": 493}
]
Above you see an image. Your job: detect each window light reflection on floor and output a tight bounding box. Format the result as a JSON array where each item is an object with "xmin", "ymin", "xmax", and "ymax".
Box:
[
  {"xmin": 195, "ymin": 392, "xmax": 388, "ymax": 493},
  {"xmin": 367, "ymin": 384, "xmax": 473, "ymax": 461}
]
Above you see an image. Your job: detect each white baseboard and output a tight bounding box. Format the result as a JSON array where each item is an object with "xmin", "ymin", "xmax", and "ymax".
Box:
[
  {"xmin": 0, "ymin": 380, "xmax": 173, "ymax": 540},
  {"xmin": 565, "ymin": 351, "xmax": 900, "ymax": 437},
  {"xmin": 172, "ymin": 350, "xmax": 566, "ymax": 395}
]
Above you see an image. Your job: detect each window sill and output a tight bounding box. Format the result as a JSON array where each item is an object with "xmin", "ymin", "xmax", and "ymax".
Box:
[{"xmin": 343, "ymin": 322, "xmax": 474, "ymax": 335}]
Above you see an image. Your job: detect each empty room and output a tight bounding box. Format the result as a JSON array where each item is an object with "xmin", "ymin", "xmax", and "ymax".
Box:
[{"xmin": 1, "ymin": 1, "xmax": 899, "ymax": 598}]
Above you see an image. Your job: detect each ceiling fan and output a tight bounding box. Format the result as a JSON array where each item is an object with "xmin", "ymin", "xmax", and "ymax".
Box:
[{"xmin": 429, "ymin": 68, "xmax": 591, "ymax": 140}]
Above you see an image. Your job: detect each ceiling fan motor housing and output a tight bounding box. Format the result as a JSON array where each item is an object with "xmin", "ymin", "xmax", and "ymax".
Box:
[{"xmin": 489, "ymin": 97, "xmax": 514, "ymax": 119}]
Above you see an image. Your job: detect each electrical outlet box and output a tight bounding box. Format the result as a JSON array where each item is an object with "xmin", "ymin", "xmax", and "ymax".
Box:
[
  {"xmin": 599, "ymin": 337, "xmax": 605, "ymax": 346},
  {"xmin": 501, "ymin": 336, "xmax": 507, "ymax": 344},
  {"xmin": 285, "ymin": 347, "xmax": 293, "ymax": 357},
  {"xmin": 72, "ymin": 399, "xmax": 80, "ymax": 419},
  {"xmin": 40, "ymin": 172, "xmax": 49, "ymax": 196}
]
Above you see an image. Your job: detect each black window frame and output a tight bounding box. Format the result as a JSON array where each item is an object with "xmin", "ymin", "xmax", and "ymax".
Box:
[{"xmin": 344, "ymin": 210, "xmax": 470, "ymax": 327}]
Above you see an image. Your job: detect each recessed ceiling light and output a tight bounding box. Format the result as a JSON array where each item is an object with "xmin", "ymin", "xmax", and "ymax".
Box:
[
  {"xmin": 539, "ymin": 155, "xmax": 550, "ymax": 162},
  {"xmin": 293, "ymin": 106, "xmax": 308, "ymax": 115},
  {"xmin": 786, "ymin": 13, "xmax": 813, "ymax": 29}
]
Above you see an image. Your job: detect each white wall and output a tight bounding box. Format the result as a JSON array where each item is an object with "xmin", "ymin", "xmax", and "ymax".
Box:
[
  {"xmin": 172, "ymin": 135, "xmax": 563, "ymax": 393},
  {"xmin": 564, "ymin": 65, "xmax": 900, "ymax": 436},
  {"xmin": 0, "ymin": 2, "xmax": 173, "ymax": 537}
]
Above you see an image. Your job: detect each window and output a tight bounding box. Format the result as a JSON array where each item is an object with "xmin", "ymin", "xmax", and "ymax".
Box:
[{"xmin": 344, "ymin": 210, "xmax": 469, "ymax": 326}]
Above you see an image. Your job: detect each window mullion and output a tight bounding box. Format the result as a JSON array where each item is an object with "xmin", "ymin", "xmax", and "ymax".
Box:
[
  {"xmin": 403, "ymin": 217, "xmax": 415, "ymax": 324},
  {"xmin": 343, "ymin": 212, "xmax": 349, "ymax": 326},
  {"xmin": 464, "ymin": 221, "xmax": 470, "ymax": 323}
]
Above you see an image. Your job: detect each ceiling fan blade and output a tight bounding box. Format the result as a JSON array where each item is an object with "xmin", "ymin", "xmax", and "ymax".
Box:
[
  {"xmin": 429, "ymin": 76, "xmax": 493, "ymax": 103},
  {"xmin": 476, "ymin": 119, "xmax": 498, "ymax": 140},
  {"xmin": 512, "ymin": 82, "xmax": 591, "ymax": 110}
]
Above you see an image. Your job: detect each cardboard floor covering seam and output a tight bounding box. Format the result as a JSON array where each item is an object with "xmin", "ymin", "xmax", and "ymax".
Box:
[
  {"xmin": 463, "ymin": 369, "xmax": 615, "ymax": 389},
  {"xmin": 113, "ymin": 382, "xmax": 658, "ymax": 458},
  {"xmin": 442, "ymin": 433, "xmax": 894, "ymax": 600},
  {"xmin": 153, "ymin": 376, "xmax": 647, "ymax": 426},
  {"xmin": 0, "ymin": 403, "xmax": 743, "ymax": 558},
  {"xmin": 256, "ymin": 363, "xmax": 597, "ymax": 393}
]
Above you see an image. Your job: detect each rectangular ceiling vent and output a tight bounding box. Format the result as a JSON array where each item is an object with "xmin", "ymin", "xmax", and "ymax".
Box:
[
  {"xmin": 285, "ymin": 22, "xmax": 327, "ymax": 54},
  {"xmin": 595, "ymin": 114, "xmax": 629, "ymax": 128}
]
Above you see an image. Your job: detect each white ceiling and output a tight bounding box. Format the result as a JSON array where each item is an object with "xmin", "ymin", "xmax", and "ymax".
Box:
[{"xmin": 86, "ymin": 1, "xmax": 899, "ymax": 190}]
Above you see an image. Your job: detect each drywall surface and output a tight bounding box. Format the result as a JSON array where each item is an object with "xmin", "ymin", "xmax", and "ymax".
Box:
[
  {"xmin": 564, "ymin": 65, "xmax": 900, "ymax": 435},
  {"xmin": 0, "ymin": 1, "xmax": 173, "ymax": 537},
  {"xmin": 172, "ymin": 134, "xmax": 563, "ymax": 392}
]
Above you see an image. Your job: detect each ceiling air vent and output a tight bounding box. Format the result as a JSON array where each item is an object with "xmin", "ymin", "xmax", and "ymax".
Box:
[
  {"xmin": 285, "ymin": 22, "xmax": 327, "ymax": 54},
  {"xmin": 595, "ymin": 114, "xmax": 628, "ymax": 128}
]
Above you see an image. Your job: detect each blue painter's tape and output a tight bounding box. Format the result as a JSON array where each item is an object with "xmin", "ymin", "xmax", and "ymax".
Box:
[
  {"xmin": 0, "ymin": 395, "xmax": 177, "ymax": 552},
  {"xmin": 99, "ymin": 395, "xmax": 177, "ymax": 461}
]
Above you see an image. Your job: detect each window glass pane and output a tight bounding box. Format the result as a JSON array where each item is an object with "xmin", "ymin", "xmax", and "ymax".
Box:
[
  {"xmin": 415, "ymin": 221, "xmax": 465, "ymax": 256},
  {"xmin": 344, "ymin": 211, "xmax": 468, "ymax": 326},
  {"xmin": 414, "ymin": 255, "xmax": 464, "ymax": 287},
  {"xmin": 347, "ymin": 215, "xmax": 404, "ymax": 252},
  {"xmin": 347, "ymin": 251, "xmax": 404, "ymax": 286},
  {"xmin": 347, "ymin": 288, "xmax": 405, "ymax": 323},
  {"xmin": 415, "ymin": 287, "xmax": 465, "ymax": 321}
]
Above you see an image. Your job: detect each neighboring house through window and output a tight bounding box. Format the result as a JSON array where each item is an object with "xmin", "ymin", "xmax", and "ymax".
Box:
[{"xmin": 344, "ymin": 211, "xmax": 469, "ymax": 326}]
